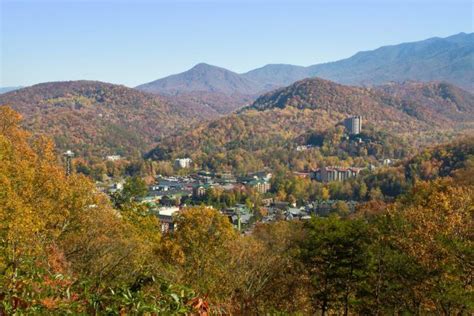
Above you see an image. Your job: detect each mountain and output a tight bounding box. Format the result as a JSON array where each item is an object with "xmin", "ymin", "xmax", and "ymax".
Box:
[
  {"xmin": 136, "ymin": 63, "xmax": 268, "ymax": 114},
  {"xmin": 0, "ymin": 86, "xmax": 23, "ymax": 94},
  {"xmin": 244, "ymin": 32, "xmax": 474, "ymax": 92},
  {"xmin": 137, "ymin": 63, "xmax": 266, "ymax": 95},
  {"xmin": 146, "ymin": 78, "xmax": 474, "ymax": 172},
  {"xmin": 136, "ymin": 33, "xmax": 473, "ymax": 115},
  {"xmin": 241, "ymin": 64, "xmax": 308, "ymax": 88},
  {"xmin": 0, "ymin": 81, "xmax": 205, "ymax": 159}
]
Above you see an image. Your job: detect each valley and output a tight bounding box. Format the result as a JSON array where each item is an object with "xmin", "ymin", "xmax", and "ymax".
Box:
[{"xmin": 1, "ymin": 26, "xmax": 473, "ymax": 315}]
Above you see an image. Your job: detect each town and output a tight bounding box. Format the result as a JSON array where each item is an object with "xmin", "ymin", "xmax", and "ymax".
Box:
[{"xmin": 98, "ymin": 116, "xmax": 392, "ymax": 233}]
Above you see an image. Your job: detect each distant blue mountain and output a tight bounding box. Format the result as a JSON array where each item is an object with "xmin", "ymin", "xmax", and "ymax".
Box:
[
  {"xmin": 0, "ymin": 86, "xmax": 23, "ymax": 94},
  {"xmin": 243, "ymin": 32, "xmax": 473, "ymax": 92}
]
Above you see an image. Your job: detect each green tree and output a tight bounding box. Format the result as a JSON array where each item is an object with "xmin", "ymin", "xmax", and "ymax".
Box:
[{"xmin": 300, "ymin": 216, "xmax": 371, "ymax": 315}]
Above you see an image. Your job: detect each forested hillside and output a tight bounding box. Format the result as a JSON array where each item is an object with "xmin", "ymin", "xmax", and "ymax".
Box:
[
  {"xmin": 374, "ymin": 81, "xmax": 474, "ymax": 126},
  {"xmin": 161, "ymin": 91, "xmax": 255, "ymax": 117},
  {"xmin": 147, "ymin": 78, "xmax": 474, "ymax": 173},
  {"xmin": 0, "ymin": 81, "xmax": 205, "ymax": 159}
]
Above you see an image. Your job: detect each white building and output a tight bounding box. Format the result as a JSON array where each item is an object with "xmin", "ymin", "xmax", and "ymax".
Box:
[
  {"xmin": 106, "ymin": 155, "xmax": 122, "ymax": 161},
  {"xmin": 174, "ymin": 158, "xmax": 192, "ymax": 169}
]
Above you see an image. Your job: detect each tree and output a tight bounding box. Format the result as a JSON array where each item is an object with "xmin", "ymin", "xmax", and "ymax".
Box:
[
  {"xmin": 369, "ymin": 187, "xmax": 383, "ymax": 200},
  {"xmin": 359, "ymin": 176, "xmax": 473, "ymax": 314},
  {"xmin": 332, "ymin": 201, "xmax": 350, "ymax": 216},
  {"xmin": 0, "ymin": 106, "xmax": 194, "ymax": 314},
  {"xmin": 321, "ymin": 187, "xmax": 330, "ymax": 201},
  {"xmin": 357, "ymin": 181, "xmax": 368, "ymax": 200},
  {"xmin": 300, "ymin": 216, "xmax": 371, "ymax": 315},
  {"xmin": 162, "ymin": 207, "xmax": 237, "ymax": 302}
]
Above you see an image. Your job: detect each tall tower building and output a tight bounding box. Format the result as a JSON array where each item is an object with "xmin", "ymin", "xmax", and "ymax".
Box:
[
  {"xmin": 63, "ymin": 150, "xmax": 74, "ymax": 176},
  {"xmin": 344, "ymin": 116, "xmax": 362, "ymax": 135}
]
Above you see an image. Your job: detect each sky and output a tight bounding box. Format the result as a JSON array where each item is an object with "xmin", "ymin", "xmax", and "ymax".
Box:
[{"xmin": 0, "ymin": 0, "xmax": 472, "ymax": 87}]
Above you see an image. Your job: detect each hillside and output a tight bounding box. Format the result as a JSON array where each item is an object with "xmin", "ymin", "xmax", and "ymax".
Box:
[
  {"xmin": 162, "ymin": 91, "xmax": 256, "ymax": 116},
  {"xmin": 250, "ymin": 78, "xmax": 474, "ymax": 127},
  {"xmin": 146, "ymin": 78, "xmax": 474, "ymax": 172},
  {"xmin": 0, "ymin": 81, "xmax": 204, "ymax": 159},
  {"xmin": 373, "ymin": 81, "xmax": 474, "ymax": 126},
  {"xmin": 244, "ymin": 32, "xmax": 474, "ymax": 92}
]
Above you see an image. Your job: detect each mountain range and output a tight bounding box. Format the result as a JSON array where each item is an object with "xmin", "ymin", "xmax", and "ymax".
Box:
[
  {"xmin": 136, "ymin": 32, "xmax": 473, "ymax": 114},
  {"xmin": 244, "ymin": 32, "xmax": 473, "ymax": 91},
  {"xmin": 1, "ymin": 32, "xmax": 472, "ymax": 163}
]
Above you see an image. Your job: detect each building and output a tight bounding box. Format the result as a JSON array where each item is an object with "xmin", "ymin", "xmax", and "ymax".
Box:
[
  {"xmin": 305, "ymin": 200, "xmax": 359, "ymax": 216},
  {"xmin": 313, "ymin": 166, "xmax": 363, "ymax": 182},
  {"xmin": 107, "ymin": 181, "xmax": 124, "ymax": 194},
  {"xmin": 344, "ymin": 116, "xmax": 362, "ymax": 135},
  {"xmin": 222, "ymin": 204, "xmax": 253, "ymax": 231},
  {"xmin": 192, "ymin": 183, "xmax": 212, "ymax": 198},
  {"xmin": 251, "ymin": 171, "xmax": 273, "ymax": 182},
  {"xmin": 296, "ymin": 145, "xmax": 313, "ymax": 152},
  {"xmin": 174, "ymin": 158, "xmax": 192, "ymax": 169},
  {"xmin": 106, "ymin": 155, "xmax": 121, "ymax": 161},
  {"xmin": 246, "ymin": 179, "xmax": 271, "ymax": 194},
  {"xmin": 63, "ymin": 150, "xmax": 74, "ymax": 176},
  {"xmin": 156, "ymin": 206, "xmax": 180, "ymax": 233}
]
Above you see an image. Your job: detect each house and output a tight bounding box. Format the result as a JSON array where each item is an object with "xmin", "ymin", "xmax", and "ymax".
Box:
[{"xmin": 285, "ymin": 207, "xmax": 308, "ymax": 220}]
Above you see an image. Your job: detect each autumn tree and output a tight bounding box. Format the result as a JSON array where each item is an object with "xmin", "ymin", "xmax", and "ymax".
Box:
[{"xmin": 161, "ymin": 206, "xmax": 237, "ymax": 304}]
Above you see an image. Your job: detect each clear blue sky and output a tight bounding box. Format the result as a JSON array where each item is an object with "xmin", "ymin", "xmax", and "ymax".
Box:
[{"xmin": 1, "ymin": 0, "xmax": 472, "ymax": 87}]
